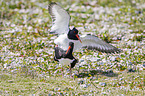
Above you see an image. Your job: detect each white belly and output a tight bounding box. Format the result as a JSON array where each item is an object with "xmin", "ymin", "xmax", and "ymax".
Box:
[{"xmin": 59, "ymin": 58, "xmax": 72, "ymax": 66}]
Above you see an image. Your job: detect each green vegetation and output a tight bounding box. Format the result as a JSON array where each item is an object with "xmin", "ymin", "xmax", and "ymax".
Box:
[{"xmin": 0, "ymin": 0, "xmax": 145, "ymax": 95}]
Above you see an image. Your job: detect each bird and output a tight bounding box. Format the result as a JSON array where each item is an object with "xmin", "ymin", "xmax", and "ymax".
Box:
[
  {"xmin": 54, "ymin": 42, "xmax": 78, "ymax": 77},
  {"xmin": 48, "ymin": 2, "xmax": 121, "ymax": 53}
]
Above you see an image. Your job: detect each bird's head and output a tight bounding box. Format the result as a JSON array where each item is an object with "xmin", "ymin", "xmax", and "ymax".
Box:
[{"xmin": 68, "ymin": 27, "xmax": 82, "ymax": 43}]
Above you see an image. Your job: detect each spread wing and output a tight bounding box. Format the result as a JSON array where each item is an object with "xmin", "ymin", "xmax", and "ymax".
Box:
[
  {"xmin": 48, "ymin": 2, "xmax": 70, "ymax": 35},
  {"xmin": 81, "ymin": 34, "xmax": 121, "ymax": 53}
]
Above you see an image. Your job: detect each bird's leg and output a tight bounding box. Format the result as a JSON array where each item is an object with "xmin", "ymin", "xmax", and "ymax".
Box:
[
  {"xmin": 69, "ymin": 65, "xmax": 73, "ymax": 78},
  {"xmin": 61, "ymin": 67, "xmax": 63, "ymax": 77}
]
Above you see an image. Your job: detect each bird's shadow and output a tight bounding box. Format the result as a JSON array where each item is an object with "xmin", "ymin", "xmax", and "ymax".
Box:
[{"xmin": 75, "ymin": 69, "xmax": 118, "ymax": 78}]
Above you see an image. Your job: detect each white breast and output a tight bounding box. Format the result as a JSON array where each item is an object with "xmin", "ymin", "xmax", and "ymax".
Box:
[
  {"xmin": 54, "ymin": 34, "xmax": 69, "ymax": 50},
  {"xmin": 54, "ymin": 34, "xmax": 82, "ymax": 51}
]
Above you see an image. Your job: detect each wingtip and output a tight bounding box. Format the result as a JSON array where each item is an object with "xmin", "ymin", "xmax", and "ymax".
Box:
[
  {"xmin": 83, "ymin": 45, "xmax": 122, "ymax": 54},
  {"xmin": 49, "ymin": 2, "xmax": 57, "ymax": 6},
  {"xmin": 49, "ymin": 31, "xmax": 57, "ymax": 34},
  {"xmin": 117, "ymin": 48, "xmax": 123, "ymax": 53},
  {"xmin": 111, "ymin": 48, "xmax": 122, "ymax": 54},
  {"xmin": 48, "ymin": 2, "xmax": 58, "ymax": 14}
]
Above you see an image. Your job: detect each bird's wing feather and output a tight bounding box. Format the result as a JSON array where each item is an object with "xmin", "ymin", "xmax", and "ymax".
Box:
[
  {"xmin": 48, "ymin": 2, "xmax": 70, "ymax": 35},
  {"xmin": 54, "ymin": 47, "xmax": 65, "ymax": 59},
  {"xmin": 80, "ymin": 34, "xmax": 121, "ymax": 53}
]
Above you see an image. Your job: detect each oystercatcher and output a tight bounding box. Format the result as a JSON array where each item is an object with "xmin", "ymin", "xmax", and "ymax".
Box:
[
  {"xmin": 49, "ymin": 2, "xmax": 121, "ymax": 53},
  {"xmin": 54, "ymin": 42, "xmax": 78, "ymax": 77}
]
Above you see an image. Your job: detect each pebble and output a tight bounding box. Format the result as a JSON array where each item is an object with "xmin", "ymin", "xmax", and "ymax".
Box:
[
  {"xmin": 8, "ymin": 80, "xmax": 13, "ymax": 83},
  {"xmin": 110, "ymin": 56, "xmax": 117, "ymax": 61},
  {"xmin": 128, "ymin": 68, "xmax": 135, "ymax": 72},
  {"xmin": 78, "ymin": 80, "xmax": 84, "ymax": 84},
  {"xmin": 99, "ymin": 82, "xmax": 107, "ymax": 86},
  {"xmin": 120, "ymin": 94, "xmax": 125, "ymax": 96},
  {"xmin": 101, "ymin": 92, "xmax": 107, "ymax": 95},
  {"xmin": 94, "ymin": 80, "xmax": 99, "ymax": 84},
  {"xmin": 89, "ymin": 57, "xmax": 101, "ymax": 62},
  {"xmin": 119, "ymin": 78, "xmax": 123, "ymax": 81},
  {"xmin": 80, "ymin": 84, "xmax": 88, "ymax": 88},
  {"xmin": 48, "ymin": 94, "xmax": 51, "ymax": 96}
]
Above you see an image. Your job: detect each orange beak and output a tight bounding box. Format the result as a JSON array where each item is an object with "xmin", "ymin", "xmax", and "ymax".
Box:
[
  {"xmin": 76, "ymin": 34, "xmax": 82, "ymax": 43},
  {"xmin": 65, "ymin": 46, "xmax": 71, "ymax": 54}
]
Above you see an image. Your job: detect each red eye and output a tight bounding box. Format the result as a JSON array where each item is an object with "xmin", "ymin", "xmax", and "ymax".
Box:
[{"xmin": 74, "ymin": 31, "xmax": 75, "ymax": 33}]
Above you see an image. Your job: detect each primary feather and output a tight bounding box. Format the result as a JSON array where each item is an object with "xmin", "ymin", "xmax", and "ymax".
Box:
[{"xmin": 49, "ymin": 2, "xmax": 70, "ymax": 35}]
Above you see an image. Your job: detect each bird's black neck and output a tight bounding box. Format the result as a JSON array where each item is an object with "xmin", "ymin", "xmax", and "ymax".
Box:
[
  {"xmin": 65, "ymin": 45, "xmax": 73, "ymax": 57},
  {"xmin": 64, "ymin": 42, "xmax": 74, "ymax": 59}
]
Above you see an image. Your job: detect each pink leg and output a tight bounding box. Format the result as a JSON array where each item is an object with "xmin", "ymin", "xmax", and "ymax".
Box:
[
  {"xmin": 69, "ymin": 66, "xmax": 73, "ymax": 78},
  {"xmin": 61, "ymin": 67, "xmax": 63, "ymax": 77}
]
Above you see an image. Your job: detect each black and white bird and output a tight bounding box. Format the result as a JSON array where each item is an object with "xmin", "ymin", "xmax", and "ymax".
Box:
[
  {"xmin": 49, "ymin": 2, "xmax": 121, "ymax": 53},
  {"xmin": 54, "ymin": 42, "xmax": 78, "ymax": 77}
]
